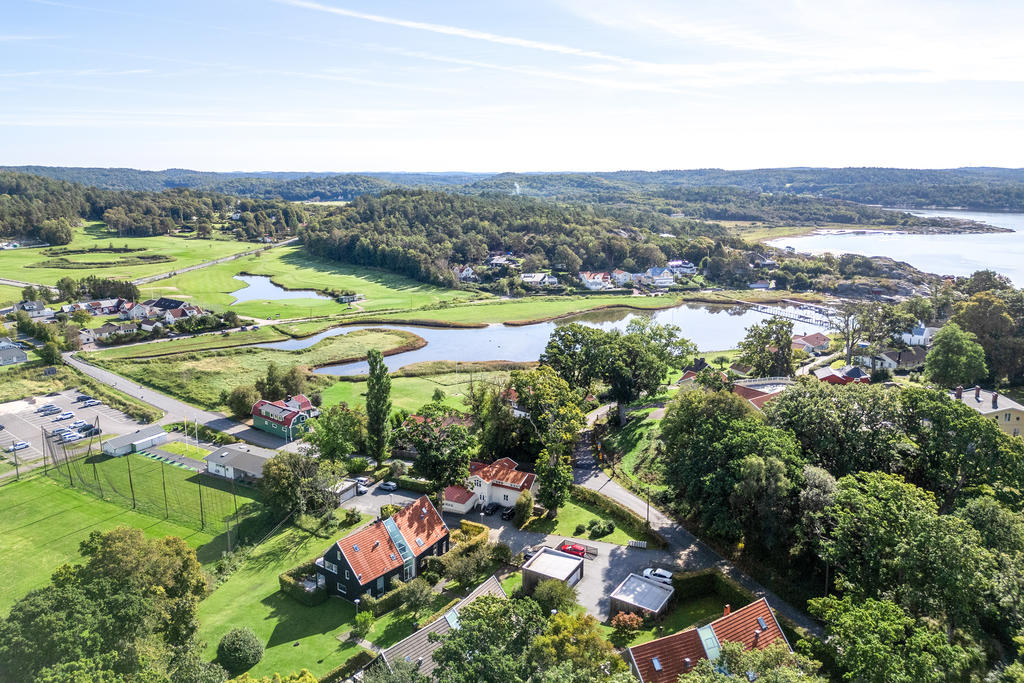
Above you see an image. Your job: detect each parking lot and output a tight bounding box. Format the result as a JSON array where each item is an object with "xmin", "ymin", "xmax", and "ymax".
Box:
[{"xmin": 0, "ymin": 389, "xmax": 150, "ymax": 468}]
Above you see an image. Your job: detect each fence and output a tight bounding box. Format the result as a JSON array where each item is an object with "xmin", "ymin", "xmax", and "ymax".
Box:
[{"xmin": 41, "ymin": 426, "xmax": 264, "ymax": 541}]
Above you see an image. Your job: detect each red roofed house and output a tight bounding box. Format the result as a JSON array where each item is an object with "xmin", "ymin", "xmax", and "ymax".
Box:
[
  {"xmin": 628, "ymin": 598, "xmax": 790, "ymax": 682},
  {"xmin": 813, "ymin": 365, "xmax": 870, "ymax": 385},
  {"xmin": 251, "ymin": 394, "xmax": 319, "ymax": 441},
  {"xmin": 791, "ymin": 332, "xmax": 831, "ymax": 354},
  {"xmin": 316, "ymin": 495, "xmax": 450, "ymax": 600},
  {"xmin": 443, "ymin": 457, "xmax": 537, "ymax": 514}
]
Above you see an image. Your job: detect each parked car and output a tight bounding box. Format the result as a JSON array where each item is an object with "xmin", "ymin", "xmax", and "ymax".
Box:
[
  {"xmin": 354, "ymin": 476, "xmax": 370, "ymax": 486},
  {"xmin": 356, "ymin": 484, "xmax": 368, "ymax": 495},
  {"xmin": 61, "ymin": 433, "xmax": 82, "ymax": 443},
  {"xmin": 482, "ymin": 502, "xmax": 500, "ymax": 516},
  {"xmin": 0, "ymin": 424, "xmax": 5, "ymax": 431},
  {"xmin": 75, "ymin": 395, "xmax": 92, "ymax": 403},
  {"xmin": 642, "ymin": 568, "xmax": 674, "ymax": 585},
  {"xmin": 54, "ymin": 412, "xmax": 74, "ymax": 421},
  {"xmin": 78, "ymin": 426, "xmax": 101, "ymax": 437},
  {"xmin": 251, "ymin": 326, "xmax": 260, "ymax": 330},
  {"xmin": 81, "ymin": 400, "xmax": 101, "ymax": 407},
  {"xmin": 36, "ymin": 404, "xmax": 57, "ymax": 413},
  {"xmin": 558, "ymin": 542, "xmax": 587, "ymax": 558},
  {"xmin": 500, "ymin": 506, "xmax": 515, "ymax": 520},
  {"xmin": 379, "ymin": 481, "xmax": 398, "ymax": 492},
  {"xmin": 69, "ymin": 420, "xmax": 88, "ymax": 429},
  {"xmin": 522, "ymin": 545, "xmax": 539, "ymax": 561},
  {"xmin": 6, "ymin": 441, "xmax": 29, "ymax": 452},
  {"xmin": 51, "ymin": 428, "xmax": 71, "ymax": 437}
]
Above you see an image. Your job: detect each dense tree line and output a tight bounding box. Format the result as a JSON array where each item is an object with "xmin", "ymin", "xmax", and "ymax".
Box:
[
  {"xmin": 656, "ymin": 380, "xmax": 1024, "ymax": 679},
  {"xmin": 0, "ymin": 172, "xmax": 303, "ymax": 243}
]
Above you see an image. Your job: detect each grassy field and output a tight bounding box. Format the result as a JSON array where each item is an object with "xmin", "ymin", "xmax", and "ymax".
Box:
[
  {"xmin": 88, "ymin": 327, "xmax": 290, "ymax": 360},
  {"xmin": 364, "ymin": 294, "xmax": 683, "ymax": 326},
  {"xmin": 148, "ymin": 247, "xmax": 476, "ymax": 318},
  {"xmin": 599, "ymin": 594, "xmax": 728, "ymax": 647},
  {"xmin": 321, "ymin": 370, "xmax": 510, "ymax": 413},
  {"xmin": 0, "ymin": 222, "xmax": 257, "ymax": 286},
  {"xmin": 0, "ymin": 284, "xmax": 24, "ymax": 306},
  {"xmin": 84, "ymin": 328, "xmax": 424, "ymax": 410},
  {"xmin": 603, "ymin": 407, "xmax": 669, "ymax": 496},
  {"xmin": 524, "ymin": 498, "xmax": 646, "ymax": 545},
  {"xmin": 160, "ymin": 440, "xmax": 211, "ymax": 461},
  {"xmin": 197, "ymin": 521, "xmax": 370, "ymax": 679},
  {"xmin": 0, "ymin": 476, "xmax": 221, "ymax": 612},
  {"xmin": 48, "ymin": 452, "xmax": 261, "ymax": 532}
]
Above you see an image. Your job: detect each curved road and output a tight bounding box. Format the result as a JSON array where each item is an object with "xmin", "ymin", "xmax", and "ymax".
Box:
[
  {"xmin": 575, "ymin": 408, "xmax": 822, "ymax": 636},
  {"xmin": 63, "ymin": 351, "xmax": 289, "ymax": 450}
]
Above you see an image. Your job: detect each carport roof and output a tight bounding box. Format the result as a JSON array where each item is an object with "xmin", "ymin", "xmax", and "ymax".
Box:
[
  {"xmin": 101, "ymin": 425, "xmax": 166, "ymax": 452},
  {"xmin": 610, "ymin": 573, "xmax": 674, "ymax": 613},
  {"xmin": 522, "ymin": 547, "xmax": 583, "ymax": 580}
]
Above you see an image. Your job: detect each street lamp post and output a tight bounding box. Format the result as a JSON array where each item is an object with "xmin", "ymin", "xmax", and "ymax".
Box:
[
  {"xmin": 646, "ymin": 485, "xmax": 651, "ymax": 527},
  {"xmin": 354, "ymin": 598, "xmax": 361, "ymax": 614}
]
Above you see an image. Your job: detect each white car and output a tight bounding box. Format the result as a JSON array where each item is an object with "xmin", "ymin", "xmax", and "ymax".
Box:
[
  {"xmin": 54, "ymin": 412, "xmax": 74, "ymax": 421},
  {"xmin": 69, "ymin": 420, "xmax": 88, "ymax": 429},
  {"xmin": 642, "ymin": 568, "xmax": 674, "ymax": 585},
  {"xmin": 354, "ymin": 476, "xmax": 370, "ymax": 485},
  {"xmin": 61, "ymin": 433, "xmax": 82, "ymax": 443},
  {"xmin": 379, "ymin": 481, "xmax": 399, "ymax": 492},
  {"xmin": 6, "ymin": 441, "xmax": 29, "ymax": 452},
  {"xmin": 81, "ymin": 400, "xmax": 101, "ymax": 407},
  {"xmin": 356, "ymin": 484, "xmax": 368, "ymax": 495}
]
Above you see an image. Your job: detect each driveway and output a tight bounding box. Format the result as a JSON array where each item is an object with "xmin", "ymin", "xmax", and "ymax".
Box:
[{"xmin": 345, "ymin": 481, "xmax": 422, "ymax": 517}]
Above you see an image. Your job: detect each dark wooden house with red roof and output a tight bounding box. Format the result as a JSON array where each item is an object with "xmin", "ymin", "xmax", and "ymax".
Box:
[
  {"xmin": 316, "ymin": 496, "xmax": 450, "ymax": 600},
  {"xmin": 251, "ymin": 394, "xmax": 319, "ymax": 441},
  {"xmin": 628, "ymin": 598, "xmax": 790, "ymax": 682}
]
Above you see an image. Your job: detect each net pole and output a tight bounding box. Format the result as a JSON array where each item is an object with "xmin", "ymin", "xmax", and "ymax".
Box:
[
  {"xmin": 125, "ymin": 453, "xmax": 136, "ymax": 508},
  {"xmin": 198, "ymin": 476, "xmax": 205, "ymax": 529},
  {"xmin": 161, "ymin": 460, "xmax": 169, "ymax": 519}
]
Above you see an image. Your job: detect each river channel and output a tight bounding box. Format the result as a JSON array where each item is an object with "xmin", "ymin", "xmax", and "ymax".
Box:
[
  {"xmin": 765, "ymin": 209, "xmax": 1024, "ymax": 285},
  {"xmin": 255, "ymin": 302, "xmax": 826, "ymax": 376}
]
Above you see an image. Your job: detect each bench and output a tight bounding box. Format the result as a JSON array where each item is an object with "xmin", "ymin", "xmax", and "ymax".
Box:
[{"xmin": 627, "ymin": 540, "xmax": 647, "ymax": 549}]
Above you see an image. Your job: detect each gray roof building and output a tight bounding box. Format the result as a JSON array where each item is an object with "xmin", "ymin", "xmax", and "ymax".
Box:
[
  {"xmin": 0, "ymin": 338, "xmax": 28, "ymax": 366},
  {"xmin": 204, "ymin": 443, "xmax": 277, "ymax": 480},
  {"xmin": 610, "ymin": 573, "xmax": 675, "ymax": 617},
  {"xmin": 375, "ymin": 576, "xmax": 506, "ymax": 678},
  {"xmin": 102, "ymin": 425, "xmax": 168, "ymax": 456}
]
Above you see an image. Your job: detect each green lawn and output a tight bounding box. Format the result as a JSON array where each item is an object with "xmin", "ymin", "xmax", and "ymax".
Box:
[
  {"xmin": 83, "ymin": 328, "xmax": 423, "ymax": 410},
  {"xmin": 88, "ymin": 326, "xmax": 290, "ymax": 360},
  {"xmin": 524, "ymin": 499, "xmax": 646, "ymax": 545},
  {"xmin": 604, "ymin": 407, "xmax": 669, "ymax": 495},
  {"xmin": 149, "ymin": 247, "xmax": 475, "ymax": 318},
  {"xmin": 599, "ymin": 594, "xmax": 729, "ymax": 647},
  {"xmin": 365, "ymin": 294, "xmax": 683, "ymax": 326},
  {"xmin": 160, "ymin": 440, "xmax": 212, "ymax": 462},
  {"xmin": 196, "ymin": 520, "xmax": 371, "ymax": 679},
  {"xmin": 0, "ymin": 221, "xmax": 256, "ymax": 286},
  {"xmin": 0, "ymin": 476, "xmax": 221, "ymax": 612},
  {"xmin": 49, "ymin": 452, "xmax": 261, "ymax": 532},
  {"xmin": 364, "ymin": 591, "xmax": 458, "ymax": 649},
  {"xmin": 0, "ymin": 283, "xmax": 24, "ymax": 306},
  {"xmin": 321, "ymin": 370, "xmax": 510, "ymax": 413},
  {"xmin": 500, "ymin": 571, "xmax": 523, "ymax": 596}
]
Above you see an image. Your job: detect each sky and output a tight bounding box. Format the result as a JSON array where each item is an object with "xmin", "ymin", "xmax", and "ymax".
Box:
[{"xmin": 2, "ymin": 0, "xmax": 1023, "ymax": 172}]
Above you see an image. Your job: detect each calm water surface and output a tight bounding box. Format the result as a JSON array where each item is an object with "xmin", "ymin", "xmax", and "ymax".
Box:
[
  {"xmin": 264, "ymin": 303, "xmax": 826, "ymax": 376},
  {"xmin": 230, "ymin": 275, "xmax": 332, "ymax": 304},
  {"xmin": 766, "ymin": 209, "xmax": 1024, "ymax": 285}
]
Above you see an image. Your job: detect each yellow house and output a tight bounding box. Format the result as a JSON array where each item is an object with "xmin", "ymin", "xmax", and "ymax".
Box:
[{"xmin": 951, "ymin": 386, "xmax": 1024, "ymax": 438}]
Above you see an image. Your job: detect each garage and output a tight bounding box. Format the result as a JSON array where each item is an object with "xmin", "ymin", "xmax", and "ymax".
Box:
[
  {"xmin": 101, "ymin": 425, "xmax": 167, "ymax": 456},
  {"xmin": 521, "ymin": 547, "xmax": 584, "ymax": 595}
]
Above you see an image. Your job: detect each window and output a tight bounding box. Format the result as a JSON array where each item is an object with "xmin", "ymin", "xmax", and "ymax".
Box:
[
  {"xmin": 345, "ymin": 570, "xmax": 350, "ymax": 580},
  {"xmin": 479, "ymin": 494, "xmax": 485, "ymax": 501},
  {"xmin": 376, "ymin": 576, "xmax": 385, "ymax": 593},
  {"xmin": 503, "ymin": 494, "xmax": 509, "ymax": 501},
  {"xmin": 324, "ymin": 560, "xmax": 337, "ymax": 573}
]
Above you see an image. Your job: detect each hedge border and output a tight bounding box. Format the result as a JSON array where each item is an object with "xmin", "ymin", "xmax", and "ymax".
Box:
[
  {"xmin": 569, "ymin": 485, "xmax": 668, "ymax": 548},
  {"xmin": 319, "ymin": 648, "xmax": 376, "ymax": 683},
  {"xmin": 394, "ymin": 475, "xmax": 433, "ymax": 494},
  {"xmin": 417, "ymin": 596, "xmax": 461, "ymax": 629},
  {"xmin": 279, "ymin": 559, "xmax": 327, "ymax": 607}
]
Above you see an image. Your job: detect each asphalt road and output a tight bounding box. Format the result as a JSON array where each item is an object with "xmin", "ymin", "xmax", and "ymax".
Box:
[
  {"xmin": 576, "ymin": 408, "xmax": 823, "ymax": 636},
  {"xmin": 63, "ymin": 351, "xmax": 289, "ymax": 450}
]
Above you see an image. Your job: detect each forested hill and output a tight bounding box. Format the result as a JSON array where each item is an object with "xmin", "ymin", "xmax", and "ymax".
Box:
[
  {"xmin": 0, "ymin": 171, "xmax": 302, "ymax": 244},
  {"xmin": 300, "ymin": 189, "xmax": 728, "ymax": 287},
  {"xmin": 8, "ymin": 165, "xmax": 1024, "ymax": 211}
]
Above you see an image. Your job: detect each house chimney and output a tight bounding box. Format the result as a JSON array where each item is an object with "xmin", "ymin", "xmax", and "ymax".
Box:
[
  {"xmin": 976, "ymin": 385, "xmax": 982, "ymax": 400},
  {"xmin": 683, "ymin": 658, "xmax": 692, "ymax": 671},
  {"xmin": 285, "ymin": 395, "xmax": 292, "ymax": 403},
  {"xmin": 993, "ymin": 392, "xmax": 999, "ymax": 409},
  {"xmin": 753, "ymin": 629, "xmax": 761, "ymax": 645},
  {"xmin": 955, "ymin": 385, "xmax": 963, "ymax": 400},
  {"xmin": 724, "ymin": 604, "xmax": 731, "ymax": 616}
]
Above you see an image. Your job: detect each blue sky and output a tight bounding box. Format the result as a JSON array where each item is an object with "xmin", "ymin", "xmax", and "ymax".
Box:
[{"xmin": 2, "ymin": 0, "xmax": 1022, "ymax": 171}]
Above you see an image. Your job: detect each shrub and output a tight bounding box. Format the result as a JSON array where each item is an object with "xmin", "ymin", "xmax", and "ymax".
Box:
[
  {"xmin": 217, "ymin": 628, "xmax": 264, "ymax": 675},
  {"xmin": 420, "ymin": 570, "xmax": 441, "ymax": 586},
  {"xmin": 490, "ymin": 542, "xmax": 512, "ymax": 564},
  {"xmin": 389, "ymin": 460, "xmax": 408, "ymax": 477},
  {"xmin": 590, "ymin": 520, "xmax": 615, "ymax": 538},
  {"xmin": 459, "ymin": 519, "xmax": 489, "ymax": 542},
  {"xmin": 574, "ymin": 523, "xmax": 587, "ymax": 535},
  {"xmin": 514, "ymin": 490, "xmax": 534, "ymax": 528},
  {"xmin": 380, "ymin": 503, "xmax": 403, "ymax": 519},
  {"xmin": 394, "ymin": 475, "xmax": 434, "ymax": 494},
  {"xmin": 586, "ymin": 518, "xmax": 600, "ymax": 530},
  {"xmin": 611, "ymin": 611, "xmax": 643, "ymax": 638},
  {"xmin": 569, "ymin": 485, "xmax": 667, "ymax": 548},
  {"xmin": 533, "ymin": 578, "xmax": 578, "ymax": 615},
  {"xmin": 339, "ymin": 507, "xmax": 362, "ymax": 527},
  {"xmin": 320, "ymin": 649, "xmax": 376, "ymax": 683},
  {"xmin": 278, "ymin": 559, "xmax": 326, "ymax": 606},
  {"xmin": 870, "ymin": 367, "xmax": 893, "ymax": 383},
  {"xmin": 353, "ymin": 611, "xmax": 374, "ymax": 639},
  {"xmin": 347, "ymin": 456, "xmax": 369, "ymax": 473}
]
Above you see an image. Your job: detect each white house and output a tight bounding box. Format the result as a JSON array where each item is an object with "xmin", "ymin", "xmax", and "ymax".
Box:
[
  {"xmin": 856, "ymin": 347, "xmax": 928, "ymax": 370},
  {"xmin": 443, "ymin": 457, "xmax": 537, "ymax": 514},
  {"xmin": 611, "ymin": 269, "xmax": 632, "ymax": 286},
  {"xmin": 119, "ymin": 302, "xmax": 152, "ymax": 320},
  {"xmin": 667, "ymin": 260, "xmax": 697, "ymax": 276},
  {"xmin": 521, "ymin": 272, "xmax": 558, "ymax": 287},
  {"xmin": 452, "ymin": 265, "xmax": 477, "ymax": 282},
  {"xmin": 645, "ymin": 267, "xmax": 675, "ymax": 288},
  {"xmin": 579, "ymin": 272, "xmax": 611, "ymax": 290},
  {"xmin": 900, "ymin": 324, "xmax": 941, "ymax": 347},
  {"xmin": 748, "ymin": 280, "xmax": 776, "ymax": 290},
  {"xmin": 78, "ymin": 328, "xmax": 96, "ymax": 345}
]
